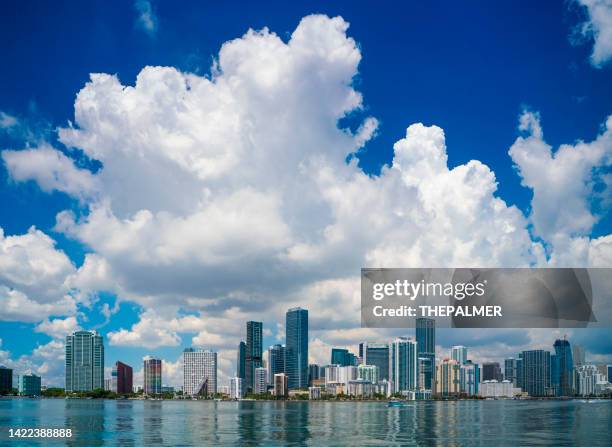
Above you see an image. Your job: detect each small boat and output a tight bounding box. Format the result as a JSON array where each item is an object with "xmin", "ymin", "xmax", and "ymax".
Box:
[{"xmin": 387, "ymin": 400, "xmax": 406, "ymax": 408}]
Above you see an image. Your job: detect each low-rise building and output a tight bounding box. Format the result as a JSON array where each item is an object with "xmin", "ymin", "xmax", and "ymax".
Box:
[
  {"xmin": 18, "ymin": 374, "xmax": 41, "ymax": 396},
  {"xmin": 479, "ymin": 380, "xmax": 520, "ymax": 398}
]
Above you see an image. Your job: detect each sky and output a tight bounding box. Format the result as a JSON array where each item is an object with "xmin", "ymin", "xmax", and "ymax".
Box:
[{"xmin": 0, "ymin": 0, "xmax": 611, "ymax": 388}]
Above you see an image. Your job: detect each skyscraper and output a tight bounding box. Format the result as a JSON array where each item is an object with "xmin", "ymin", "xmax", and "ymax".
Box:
[
  {"xmin": 416, "ymin": 318, "xmax": 435, "ymax": 389},
  {"xmin": 237, "ymin": 341, "xmax": 246, "ymax": 380},
  {"xmin": 553, "ymin": 339, "xmax": 573, "ymax": 397},
  {"xmin": 521, "ymin": 350, "xmax": 551, "ymax": 397},
  {"xmin": 572, "ymin": 344, "xmax": 585, "ymax": 366},
  {"xmin": 268, "ymin": 344, "xmax": 285, "ymax": 382},
  {"xmin": 65, "ymin": 330, "xmax": 104, "ymax": 392},
  {"xmin": 308, "ymin": 364, "xmax": 320, "ymax": 385},
  {"xmin": 0, "ymin": 366, "xmax": 13, "ymax": 394},
  {"xmin": 482, "ymin": 362, "xmax": 503, "ymax": 382},
  {"xmin": 460, "ymin": 360, "xmax": 480, "ymax": 396},
  {"xmin": 246, "ymin": 321, "xmax": 263, "ymax": 392},
  {"xmin": 504, "ymin": 358, "xmax": 517, "ymax": 386},
  {"xmin": 331, "ymin": 348, "xmax": 357, "ymax": 366},
  {"xmin": 436, "ymin": 358, "xmax": 460, "ymax": 396},
  {"xmin": 451, "ymin": 346, "xmax": 468, "ymax": 365},
  {"xmin": 143, "ymin": 357, "xmax": 162, "ymax": 395},
  {"xmin": 230, "ymin": 377, "xmax": 244, "ymax": 399},
  {"xmin": 254, "ymin": 367, "xmax": 268, "ymax": 394},
  {"xmin": 183, "ymin": 348, "xmax": 217, "ymax": 397},
  {"xmin": 362, "ymin": 342, "xmax": 390, "ymax": 381},
  {"xmin": 390, "ymin": 337, "xmax": 418, "ymax": 393},
  {"xmin": 113, "ymin": 361, "xmax": 133, "ymax": 394},
  {"xmin": 285, "ymin": 307, "xmax": 308, "ymax": 389}
]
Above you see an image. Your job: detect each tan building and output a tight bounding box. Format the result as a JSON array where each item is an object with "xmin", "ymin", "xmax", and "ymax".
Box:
[
  {"xmin": 436, "ymin": 359, "xmax": 460, "ymax": 396},
  {"xmin": 274, "ymin": 373, "xmax": 288, "ymax": 398}
]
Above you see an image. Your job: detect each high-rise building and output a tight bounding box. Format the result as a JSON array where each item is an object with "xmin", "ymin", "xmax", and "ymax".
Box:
[
  {"xmin": 237, "ymin": 341, "xmax": 246, "ymax": 380},
  {"xmin": 362, "ymin": 342, "xmax": 390, "ymax": 381},
  {"xmin": 0, "ymin": 366, "xmax": 12, "ymax": 394},
  {"xmin": 521, "ymin": 350, "xmax": 551, "ymax": 397},
  {"xmin": 113, "ymin": 361, "xmax": 133, "ymax": 395},
  {"xmin": 254, "ymin": 367, "xmax": 268, "ymax": 394},
  {"xmin": 451, "ymin": 346, "xmax": 468, "ymax": 365},
  {"xmin": 285, "ymin": 307, "xmax": 308, "ymax": 389},
  {"xmin": 274, "ymin": 373, "xmax": 288, "ymax": 398},
  {"xmin": 416, "ymin": 318, "xmax": 435, "ymax": 389},
  {"xmin": 358, "ymin": 364, "xmax": 379, "ymax": 384},
  {"xmin": 246, "ymin": 321, "xmax": 263, "ymax": 392},
  {"xmin": 552, "ymin": 339, "xmax": 573, "ymax": 397},
  {"xmin": 308, "ymin": 364, "xmax": 320, "ymax": 385},
  {"xmin": 482, "ymin": 362, "xmax": 503, "ymax": 382},
  {"xmin": 144, "ymin": 357, "xmax": 162, "ymax": 396},
  {"xmin": 575, "ymin": 364, "xmax": 606, "ymax": 396},
  {"xmin": 65, "ymin": 330, "xmax": 104, "ymax": 392},
  {"xmin": 608, "ymin": 365, "xmax": 612, "ymax": 384},
  {"xmin": 268, "ymin": 344, "xmax": 285, "ymax": 383},
  {"xmin": 390, "ymin": 337, "xmax": 418, "ymax": 393},
  {"xmin": 358, "ymin": 343, "xmax": 364, "ymax": 359},
  {"xmin": 516, "ymin": 354, "xmax": 524, "ymax": 390},
  {"xmin": 572, "ymin": 344, "xmax": 585, "ymax": 366},
  {"xmin": 17, "ymin": 374, "xmax": 41, "ymax": 396},
  {"xmin": 330, "ymin": 348, "xmax": 357, "ymax": 366},
  {"xmin": 417, "ymin": 357, "xmax": 433, "ymax": 390},
  {"xmin": 504, "ymin": 358, "xmax": 517, "ymax": 386},
  {"xmin": 459, "ymin": 360, "xmax": 480, "ymax": 396},
  {"xmin": 183, "ymin": 348, "xmax": 217, "ymax": 397},
  {"xmin": 230, "ymin": 377, "xmax": 244, "ymax": 399},
  {"xmin": 436, "ymin": 359, "xmax": 460, "ymax": 396},
  {"xmin": 325, "ymin": 364, "xmax": 340, "ymax": 384}
]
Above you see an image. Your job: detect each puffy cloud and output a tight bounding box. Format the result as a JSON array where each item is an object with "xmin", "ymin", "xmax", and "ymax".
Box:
[
  {"xmin": 0, "ymin": 338, "xmax": 66, "ymax": 387},
  {"xmin": 573, "ymin": 0, "xmax": 612, "ymax": 67},
  {"xmin": 35, "ymin": 317, "xmax": 80, "ymax": 339},
  {"xmin": 2, "ymin": 144, "xmax": 99, "ymax": 201},
  {"xmin": 509, "ymin": 111, "xmax": 611, "ymax": 263},
  {"xmin": 134, "ymin": 0, "xmax": 157, "ymax": 36},
  {"xmin": 0, "ymin": 227, "xmax": 78, "ymax": 322}
]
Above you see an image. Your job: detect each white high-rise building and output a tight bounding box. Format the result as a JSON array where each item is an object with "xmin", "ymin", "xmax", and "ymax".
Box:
[
  {"xmin": 451, "ymin": 346, "xmax": 468, "ymax": 365},
  {"xmin": 325, "ymin": 365, "xmax": 340, "ymax": 384},
  {"xmin": 338, "ymin": 365, "xmax": 358, "ymax": 387},
  {"xmin": 254, "ymin": 367, "xmax": 268, "ymax": 394},
  {"xmin": 183, "ymin": 348, "xmax": 217, "ymax": 397},
  {"xmin": 230, "ymin": 377, "xmax": 244, "ymax": 399},
  {"xmin": 358, "ymin": 364, "xmax": 379, "ymax": 384}
]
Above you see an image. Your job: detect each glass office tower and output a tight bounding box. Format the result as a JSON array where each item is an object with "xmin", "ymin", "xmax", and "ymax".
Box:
[
  {"xmin": 65, "ymin": 330, "xmax": 104, "ymax": 392},
  {"xmin": 285, "ymin": 307, "xmax": 308, "ymax": 389},
  {"xmin": 246, "ymin": 321, "xmax": 263, "ymax": 392},
  {"xmin": 416, "ymin": 318, "xmax": 435, "ymax": 389}
]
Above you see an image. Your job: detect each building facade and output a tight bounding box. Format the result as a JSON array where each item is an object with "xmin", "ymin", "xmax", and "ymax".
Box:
[
  {"xmin": 436, "ymin": 359, "xmax": 460, "ymax": 396},
  {"xmin": 274, "ymin": 373, "xmax": 288, "ymax": 398},
  {"xmin": 479, "ymin": 380, "xmax": 519, "ymax": 398},
  {"xmin": 285, "ymin": 307, "xmax": 308, "ymax": 389},
  {"xmin": 390, "ymin": 337, "xmax": 418, "ymax": 393},
  {"xmin": 504, "ymin": 358, "xmax": 517, "ymax": 386},
  {"xmin": 230, "ymin": 377, "xmax": 244, "ymax": 399},
  {"xmin": 245, "ymin": 321, "xmax": 263, "ymax": 392},
  {"xmin": 268, "ymin": 344, "xmax": 285, "ymax": 383},
  {"xmin": 416, "ymin": 318, "xmax": 435, "ymax": 390},
  {"xmin": 460, "ymin": 360, "xmax": 480, "ymax": 396},
  {"xmin": 358, "ymin": 364, "xmax": 379, "ymax": 384},
  {"xmin": 65, "ymin": 330, "xmax": 104, "ymax": 392},
  {"xmin": 183, "ymin": 348, "xmax": 217, "ymax": 397},
  {"xmin": 521, "ymin": 350, "xmax": 551, "ymax": 397},
  {"xmin": 113, "ymin": 361, "xmax": 133, "ymax": 394},
  {"xmin": 552, "ymin": 339, "xmax": 573, "ymax": 397},
  {"xmin": 0, "ymin": 366, "xmax": 12, "ymax": 394},
  {"xmin": 362, "ymin": 342, "xmax": 390, "ymax": 382},
  {"xmin": 451, "ymin": 346, "xmax": 468, "ymax": 365},
  {"xmin": 237, "ymin": 341, "xmax": 246, "ymax": 381},
  {"xmin": 143, "ymin": 357, "xmax": 162, "ymax": 396},
  {"xmin": 18, "ymin": 374, "xmax": 41, "ymax": 396},
  {"xmin": 482, "ymin": 362, "xmax": 503, "ymax": 382},
  {"xmin": 254, "ymin": 367, "xmax": 268, "ymax": 394}
]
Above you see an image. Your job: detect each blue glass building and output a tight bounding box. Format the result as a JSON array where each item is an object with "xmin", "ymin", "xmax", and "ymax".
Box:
[
  {"xmin": 553, "ymin": 339, "xmax": 574, "ymax": 396},
  {"xmin": 285, "ymin": 307, "xmax": 308, "ymax": 389},
  {"xmin": 416, "ymin": 318, "xmax": 435, "ymax": 390}
]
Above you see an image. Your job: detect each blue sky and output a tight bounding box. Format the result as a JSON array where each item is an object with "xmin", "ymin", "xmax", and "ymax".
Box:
[{"xmin": 0, "ymin": 0, "xmax": 611, "ymax": 386}]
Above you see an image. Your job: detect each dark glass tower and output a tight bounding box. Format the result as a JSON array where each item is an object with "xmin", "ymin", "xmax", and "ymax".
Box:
[
  {"xmin": 285, "ymin": 307, "xmax": 308, "ymax": 389},
  {"xmin": 246, "ymin": 321, "xmax": 263, "ymax": 391},
  {"xmin": 268, "ymin": 344, "xmax": 286, "ymax": 381},
  {"xmin": 363, "ymin": 342, "xmax": 390, "ymax": 381},
  {"xmin": 521, "ymin": 350, "xmax": 551, "ymax": 397},
  {"xmin": 553, "ymin": 339, "xmax": 574, "ymax": 396},
  {"xmin": 237, "ymin": 341, "xmax": 246, "ymax": 380},
  {"xmin": 416, "ymin": 317, "xmax": 435, "ymax": 389}
]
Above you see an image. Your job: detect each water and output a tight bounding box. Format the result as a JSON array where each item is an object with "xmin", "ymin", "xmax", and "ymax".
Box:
[{"xmin": 0, "ymin": 398, "xmax": 611, "ymax": 446}]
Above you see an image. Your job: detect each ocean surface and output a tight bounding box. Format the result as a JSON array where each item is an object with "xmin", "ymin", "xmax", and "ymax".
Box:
[{"xmin": 0, "ymin": 398, "xmax": 611, "ymax": 446}]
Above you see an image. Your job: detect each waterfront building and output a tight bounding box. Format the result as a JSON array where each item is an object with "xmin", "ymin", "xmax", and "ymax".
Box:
[
  {"xmin": 417, "ymin": 357, "xmax": 433, "ymax": 390},
  {"xmin": 331, "ymin": 348, "xmax": 357, "ymax": 366},
  {"xmin": 0, "ymin": 366, "xmax": 12, "ymax": 394},
  {"xmin": 308, "ymin": 386, "xmax": 322, "ymax": 400},
  {"xmin": 17, "ymin": 374, "xmax": 41, "ymax": 396},
  {"xmin": 237, "ymin": 341, "xmax": 246, "ymax": 380},
  {"xmin": 479, "ymin": 380, "xmax": 520, "ymax": 398},
  {"xmin": 268, "ymin": 344, "xmax": 285, "ymax": 383},
  {"xmin": 246, "ymin": 321, "xmax": 263, "ymax": 392},
  {"xmin": 254, "ymin": 367, "xmax": 268, "ymax": 394},
  {"xmin": 347, "ymin": 380, "xmax": 374, "ymax": 398},
  {"xmin": 161, "ymin": 386, "xmax": 174, "ymax": 393},
  {"xmin": 436, "ymin": 359, "xmax": 460, "ymax": 396},
  {"xmin": 183, "ymin": 348, "xmax": 217, "ymax": 397},
  {"xmin": 521, "ymin": 350, "xmax": 551, "ymax": 397},
  {"xmin": 285, "ymin": 307, "xmax": 308, "ymax": 389},
  {"xmin": 516, "ymin": 354, "xmax": 524, "ymax": 390},
  {"xmin": 357, "ymin": 364, "xmax": 379, "ymax": 384},
  {"xmin": 482, "ymin": 362, "xmax": 503, "ymax": 382},
  {"xmin": 230, "ymin": 377, "xmax": 244, "ymax": 399},
  {"xmin": 65, "ymin": 330, "xmax": 104, "ymax": 392},
  {"xmin": 308, "ymin": 364, "xmax": 320, "ymax": 385},
  {"xmin": 274, "ymin": 373, "xmax": 288, "ymax": 398},
  {"xmin": 325, "ymin": 364, "xmax": 340, "ymax": 384},
  {"xmin": 572, "ymin": 344, "xmax": 585, "ymax": 366},
  {"xmin": 574, "ymin": 364, "xmax": 611, "ymax": 396},
  {"xmin": 504, "ymin": 358, "xmax": 517, "ymax": 386},
  {"xmin": 113, "ymin": 361, "xmax": 133, "ymax": 394},
  {"xmin": 451, "ymin": 346, "xmax": 468, "ymax": 365},
  {"xmin": 219, "ymin": 385, "xmax": 230, "ymax": 396},
  {"xmin": 390, "ymin": 337, "xmax": 418, "ymax": 393},
  {"xmin": 459, "ymin": 360, "xmax": 480, "ymax": 396},
  {"xmin": 143, "ymin": 357, "xmax": 162, "ymax": 396},
  {"xmin": 362, "ymin": 342, "xmax": 390, "ymax": 382},
  {"xmin": 552, "ymin": 339, "xmax": 573, "ymax": 397},
  {"xmin": 416, "ymin": 318, "xmax": 435, "ymax": 389},
  {"xmin": 104, "ymin": 378, "xmax": 112, "ymax": 391},
  {"xmin": 338, "ymin": 365, "xmax": 358, "ymax": 387}
]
